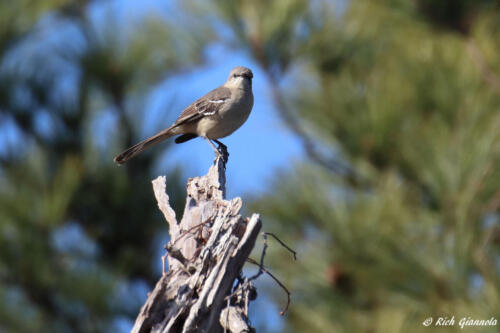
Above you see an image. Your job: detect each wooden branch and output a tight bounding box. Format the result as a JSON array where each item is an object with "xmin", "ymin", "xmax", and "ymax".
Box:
[{"xmin": 132, "ymin": 156, "xmax": 262, "ymax": 333}]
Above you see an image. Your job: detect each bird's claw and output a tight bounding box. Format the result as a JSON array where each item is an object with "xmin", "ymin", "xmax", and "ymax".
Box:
[{"xmin": 214, "ymin": 140, "xmax": 229, "ymax": 164}]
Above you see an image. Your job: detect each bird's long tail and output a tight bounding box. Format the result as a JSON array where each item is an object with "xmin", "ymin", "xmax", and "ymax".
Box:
[{"xmin": 113, "ymin": 128, "xmax": 175, "ymax": 164}]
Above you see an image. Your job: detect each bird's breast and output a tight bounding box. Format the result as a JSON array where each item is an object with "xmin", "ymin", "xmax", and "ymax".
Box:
[{"xmin": 199, "ymin": 89, "xmax": 253, "ymax": 139}]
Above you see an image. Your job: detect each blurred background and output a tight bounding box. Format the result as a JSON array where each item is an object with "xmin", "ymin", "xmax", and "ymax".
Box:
[{"xmin": 1, "ymin": 0, "xmax": 500, "ymax": 332}]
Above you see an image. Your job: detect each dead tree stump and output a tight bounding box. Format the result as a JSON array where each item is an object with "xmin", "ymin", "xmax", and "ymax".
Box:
[{"xmin": 132, "ymin": 156, "xmax": 262, "ymax": 333}]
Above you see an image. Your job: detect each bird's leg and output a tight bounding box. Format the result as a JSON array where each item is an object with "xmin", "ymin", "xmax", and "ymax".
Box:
[
  {"xmin": 213, "ymin": 139, "xmax": 229, "ymax": 162},
  {"xmin": 204, "ymin": 137, "xmax": 224, "ymax": 161},
  {"xmin": 203, "ymin": 137, "xmax": 228, "ymax": 163},
  {"xmin": 204, "ymin": 137, "xmax": 220, "ymax": 155}
]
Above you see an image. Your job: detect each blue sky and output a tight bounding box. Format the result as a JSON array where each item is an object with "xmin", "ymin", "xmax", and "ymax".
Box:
[
  {"xmin": 87, "ymin": 0, "xmax": 305, "ymax": 197},
  {"xmin": 150, "ymin": 45, "xmax": 304, "ymax": 197}
]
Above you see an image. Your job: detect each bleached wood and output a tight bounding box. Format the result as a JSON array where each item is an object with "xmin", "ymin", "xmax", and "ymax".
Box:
[{"xmin": 132, "ymin": 157, "xmax": 261, "ymax": 333}]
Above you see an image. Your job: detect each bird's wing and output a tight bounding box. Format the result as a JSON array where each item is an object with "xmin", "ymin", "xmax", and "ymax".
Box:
[{"xmin": 171, "ymin": 86, "xmax": 232, "ymax": 128}]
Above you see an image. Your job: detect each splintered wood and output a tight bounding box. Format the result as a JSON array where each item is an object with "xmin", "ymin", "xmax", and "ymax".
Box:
[{"xmin": 132, "ymin": 157, "xmax": 261, "ymax": 333}]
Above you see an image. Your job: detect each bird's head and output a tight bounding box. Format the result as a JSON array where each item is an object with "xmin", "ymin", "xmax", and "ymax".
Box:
[{"xmin": 226, "ymin": 66, "xmax": 253, "ymax": 88}]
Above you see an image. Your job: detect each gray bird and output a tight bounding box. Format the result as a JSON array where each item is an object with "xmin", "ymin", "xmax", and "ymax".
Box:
[{"xmin": 113, "ymin": 66, "xmax": 254, "ymax": 164}]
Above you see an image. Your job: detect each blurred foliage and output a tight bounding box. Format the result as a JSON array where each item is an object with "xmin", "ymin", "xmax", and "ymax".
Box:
[
  {"xmin": 3, "ymin": 0, "xmax": 500, "ymax": 332},
  {"xmin": 0, "ymin": 1, "xmax": 207, "ymax": 332},
  {"xmin": 203, "ymin": 0, "xmax": 500, "ymax": 332}
]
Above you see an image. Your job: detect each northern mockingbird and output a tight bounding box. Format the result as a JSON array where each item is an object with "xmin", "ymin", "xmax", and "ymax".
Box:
[{"xmin": 113, "ymin": 66, "xmax": 253, "ymax": 164}]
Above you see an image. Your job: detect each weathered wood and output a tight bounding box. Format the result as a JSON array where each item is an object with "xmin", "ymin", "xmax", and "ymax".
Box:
[{"xmin": 132, "ymin": 156, "xmax": 261, "ymax": 333}]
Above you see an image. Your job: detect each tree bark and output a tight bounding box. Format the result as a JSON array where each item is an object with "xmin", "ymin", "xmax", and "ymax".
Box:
[{"xmin": 132, "ymin": 156, "xmax": 261, "ymax": 333}]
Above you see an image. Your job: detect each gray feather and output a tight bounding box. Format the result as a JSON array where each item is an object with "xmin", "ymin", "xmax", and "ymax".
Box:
[{"xmin": 172, "ymin": 86, "xmax": 231, "ymax": 127}]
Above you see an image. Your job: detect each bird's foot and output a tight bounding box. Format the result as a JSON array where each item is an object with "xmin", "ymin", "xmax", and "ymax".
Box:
[{"xmin": 214, "ymin": 139, "xmax": 229, "ymax": 164}]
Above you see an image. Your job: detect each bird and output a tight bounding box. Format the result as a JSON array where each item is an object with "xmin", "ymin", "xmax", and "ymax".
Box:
[{"xmin": 113, "ymin": 66, "xmax": 254, "ymax": 165}]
